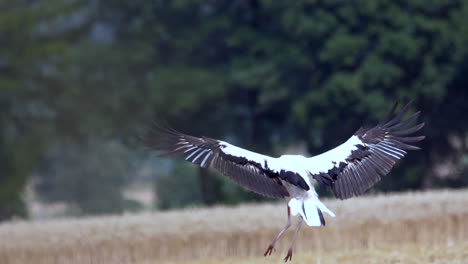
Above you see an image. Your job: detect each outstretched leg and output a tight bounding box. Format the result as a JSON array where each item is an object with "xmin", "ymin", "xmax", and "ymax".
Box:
[
  {"xmin": 284, "ymin": 216, "xmax": 303, "ymax": 262},
  {"xmin": 264, "ymin": 206, "xmax": 291, "ymax": 256}
]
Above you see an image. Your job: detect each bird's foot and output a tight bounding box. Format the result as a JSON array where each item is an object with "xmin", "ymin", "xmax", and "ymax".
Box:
[
  {"xmin": 284, "ymin": 248, "xmax": 293, "ymax": 262},
  {"xmin": 263, "ymin": 244, "xmax": 275, "ymax": 256}
]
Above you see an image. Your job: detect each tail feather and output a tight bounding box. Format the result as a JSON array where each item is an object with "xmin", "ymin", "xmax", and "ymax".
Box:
[
  {"xmin": 316, "ymin": 199, "xmax": 336, "ymax": 217},
  {"xmin": 288, "ymin": 197, "xmax": 335, "ymax": 227},
  {"xmin": 317, "ymin": 209, "xmax": 325, "ymax": 226}
]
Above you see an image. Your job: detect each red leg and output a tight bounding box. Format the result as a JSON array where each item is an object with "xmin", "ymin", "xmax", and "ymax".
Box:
[
  {"xmin": 264, "ymin": 206, "xmax": 291, "ymax": 256},
  {"xmin": 284, "ymin": 216, "xmax": 303, "ymax": 262}
]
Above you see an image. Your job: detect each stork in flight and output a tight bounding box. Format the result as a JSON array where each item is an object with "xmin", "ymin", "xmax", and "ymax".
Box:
[{"xmin": 149, "ymin": 102, "xmax": 424, "ymax": 261}]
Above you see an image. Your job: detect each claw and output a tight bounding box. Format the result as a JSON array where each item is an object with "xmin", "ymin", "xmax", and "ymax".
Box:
[
  {"xmin": 284, "ymin": 248, "xmax": 293, "ymax": 262},
  {"xmin": 264, "ymin": 245, "xmax": 275, "ymax": 256}
]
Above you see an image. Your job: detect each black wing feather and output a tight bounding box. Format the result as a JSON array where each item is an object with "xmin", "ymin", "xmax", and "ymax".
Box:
[
  {"xmin": 311, "ymin": 102, "xmax": 425, "ymax": 200},
  {"xmin": 148, "ymin": 127, "xmax": 289, "ymax": 198}
]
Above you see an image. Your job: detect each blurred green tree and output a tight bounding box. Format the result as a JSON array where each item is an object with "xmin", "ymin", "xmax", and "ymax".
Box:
[
  {"xmin": 2, "ymin": 0, "xmax": 468, "ymax": 218},
  {"xmin": 155, "ymin": 161, "xmax": 203, "ymax": 210},
  {"xmin": 0, "ymin": 0, "xmax": 153, "ymax": 218},
  {"xmin": 142, "ymin": 0, "xmax": 468, "ymax": 205},
  {"xmin": 35, "ymin": 139, "xmax": 132, "ymax": 215},
  {"xmin": 0, "ymin": 0, "xmax": 80, "ymax": 220}
]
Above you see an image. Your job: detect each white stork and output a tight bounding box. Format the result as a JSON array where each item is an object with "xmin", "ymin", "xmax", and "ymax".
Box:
[{"xmin": 149, "ymin": 102, "xmax": 425, "ymax": 261}]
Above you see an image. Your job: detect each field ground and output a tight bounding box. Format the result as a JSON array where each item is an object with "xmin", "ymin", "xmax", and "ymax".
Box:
[
  {"xmin": 1, "ymin": 189, "xmax": 468, "ymax": 264},
  {"xmin": 157, "ymin": 242, "xmax": 468, "ymax": 264}
]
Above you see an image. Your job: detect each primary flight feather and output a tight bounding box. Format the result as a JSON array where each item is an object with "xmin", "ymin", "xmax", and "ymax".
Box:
[{"xmin": 148, "ymin": 101, "xmax": 425, "ymax": 261}]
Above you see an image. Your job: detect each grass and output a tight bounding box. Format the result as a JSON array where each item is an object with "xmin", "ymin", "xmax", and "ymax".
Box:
[
  {"xmin": 156, "ymin": 242, "xmax": 468, "ymax": 264},
  {"xmin": 1, "ymin": 189, "xmax": 467, "ymax": 264}
]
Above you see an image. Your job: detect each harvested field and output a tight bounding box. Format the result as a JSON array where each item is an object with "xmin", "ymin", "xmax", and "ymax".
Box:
[
  {"xmin": 156, "ymin": 242, "xmax": 468, "ymax": 264},
  {"xmin": 1, "ymin": 189, "xmax": 467, "ymax": 264}
]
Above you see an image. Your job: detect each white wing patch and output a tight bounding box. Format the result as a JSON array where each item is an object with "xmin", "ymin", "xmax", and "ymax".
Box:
[
  {"xmin": 306, "ymin": 136, "xmax": 362, "ymax": 174},
  {"xmin": 219, "ymin": 141, "xmax": 275, "ymax": 166}
]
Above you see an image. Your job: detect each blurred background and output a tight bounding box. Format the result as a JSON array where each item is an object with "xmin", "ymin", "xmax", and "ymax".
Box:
[{"xmin": 1, "ymin": 0, "xmax": 468, "ymax": 221}]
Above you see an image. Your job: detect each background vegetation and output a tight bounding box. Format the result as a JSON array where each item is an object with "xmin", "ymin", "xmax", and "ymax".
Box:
[
  {"xmin": 1, "ymin": 189, "xmax": 467, "ymax": 264},
  {"xmin": 1, "ymin": 0, "xmax": 468, "ymax": 220}
]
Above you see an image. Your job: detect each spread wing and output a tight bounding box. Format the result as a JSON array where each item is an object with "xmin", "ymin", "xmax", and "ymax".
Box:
[
  {"xmin": 307, "ymin": 102, "xmax": 425, "ymax": 200},
  {"xmin": 148, "ymin": 128, "xmax": 289, "ymax": 198}
]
